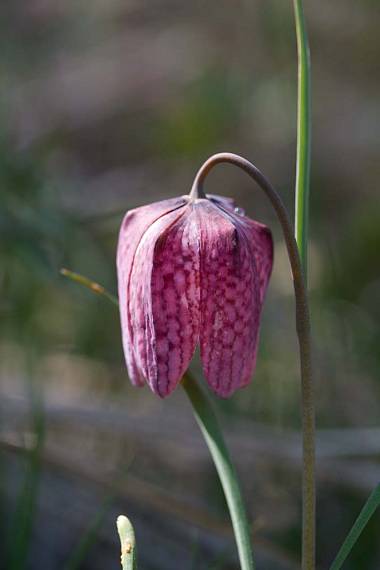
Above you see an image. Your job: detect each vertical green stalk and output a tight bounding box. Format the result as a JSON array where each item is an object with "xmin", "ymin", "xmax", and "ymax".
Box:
[
  {"xmin": 293, "ymin": 2, "xmax": 314, "ymax": 569},
  {"xmin": 293, "ymin": 0, "xmax": 312, "ymax": 276},
  {"xmin": 183, "ymin": 374, "xmax": 254, "ymax": 570}
]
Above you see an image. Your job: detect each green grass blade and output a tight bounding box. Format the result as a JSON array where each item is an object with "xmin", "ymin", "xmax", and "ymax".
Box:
[
  {"xmin": 293, "ymin": 0, "xmax": 312, "ymax": 278},
  {"xmin": 7, "ymin": 382, "xmax": 45, "ymax": 570},
  {"xmin": 64, "ymin": 494, "xmax": 115, "ymax": 570},
  {"xmin": 330, "ymin": 483, "xmax": 380, "ymax": 570},
  {"xmin": 292, "ymin": 3, "xmax": 314, "ymax": 568},
  {"xmin": 60, "ymin": 268, "xmax": 119, "ymax": 307}
]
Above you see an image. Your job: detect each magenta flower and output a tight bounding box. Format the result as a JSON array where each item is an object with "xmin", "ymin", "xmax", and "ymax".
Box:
[{"xmin": 117, "ymin": 193, "xmax": 273, "ymax": 398}]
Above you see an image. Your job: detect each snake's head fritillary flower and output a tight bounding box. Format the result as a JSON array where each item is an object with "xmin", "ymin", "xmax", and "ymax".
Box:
[{"xmin": 117, "ymin": 191, "xmax": 273, "ymax": 398}]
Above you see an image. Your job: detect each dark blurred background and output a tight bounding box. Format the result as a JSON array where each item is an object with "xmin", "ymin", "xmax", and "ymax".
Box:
[{"xmin": 1, "ymin": 1, "xmax": 379, "ymax": 569}]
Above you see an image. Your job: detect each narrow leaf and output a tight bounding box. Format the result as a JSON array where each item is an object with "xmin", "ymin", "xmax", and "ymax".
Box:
[
  {"xmin": 330, "ymin": 483, "xmax": 380, "ymax": 570},
  {"xmin": 60, "ymin": 268, "xmax": 118, "ymax": 306}
]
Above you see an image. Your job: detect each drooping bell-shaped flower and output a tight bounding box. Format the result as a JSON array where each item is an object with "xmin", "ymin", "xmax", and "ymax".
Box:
[{"xmin": 117, "ymin": 191, "xmax": 273, "ymax": 398}]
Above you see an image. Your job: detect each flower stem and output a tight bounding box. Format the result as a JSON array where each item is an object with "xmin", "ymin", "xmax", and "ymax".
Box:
[
  {"xmin": 293, "ymin": 0, "xmax": 312, "ymax": 279},
  {"xmin": 191, "ymin": 152, "xmax": 316, "ymax": 570},
  {"xmin": 182, "ymin": 374, "xmax": 255, "ymax": 570}
]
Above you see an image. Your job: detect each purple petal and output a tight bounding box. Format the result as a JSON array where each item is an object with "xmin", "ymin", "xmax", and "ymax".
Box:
[
  {"xmin": 213, "ymin": 200, "xmax": 273, "ymax": 303},
  {"xmin": 117, "ymin": 197, "xmax": 186, "ymax": 386},
  {"xmin": 197, "ymin": 200, "xmax": 273, "ymax": 398},
  {"xmin": 246, "ymin": 220, "xmax": 273, "ymax": 303},
  {"xmin": 129, "ymin": 206, "xmax": 200, "ymax": 397}
]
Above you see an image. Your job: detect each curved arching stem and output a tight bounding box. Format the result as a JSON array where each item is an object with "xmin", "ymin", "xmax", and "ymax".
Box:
[{"xmin": 190, "ymin": 152, "xmax": 316, "ymax": 570}]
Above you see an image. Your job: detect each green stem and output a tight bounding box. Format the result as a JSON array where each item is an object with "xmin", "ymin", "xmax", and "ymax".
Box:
[
  {"xmin": 293, "ymin": 1, "xmax": 314, "ymax": 567},
  {"xmin": 330, "ymin": 484, "xmax": 380, "ymax": 570},
  {"xmin": 293, "ymin": 0, "xmax": 312, "ymax": 279},
  {"xmin": 182, "ymin": 374, "xmax": 254, "ymax": 570},
  {"xmin": 60, "ymin": 268, "xmax": 119, "ymax": 307},
  {"xmin": 61, "ymin": 269, "xmax": 254, "ymax": 569},
  {"xmin": 191, "ymin": 152, "xmax": 315, "ymax": 570}
]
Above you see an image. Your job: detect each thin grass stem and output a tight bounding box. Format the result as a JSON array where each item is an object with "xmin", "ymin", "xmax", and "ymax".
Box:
[
  {"xmin": 330, "ymin": 484, "xmax": 380, "ymax": 570},
  {"xmin": 293, "ymin": 0, "xmax": 312, "ymax": 278}
]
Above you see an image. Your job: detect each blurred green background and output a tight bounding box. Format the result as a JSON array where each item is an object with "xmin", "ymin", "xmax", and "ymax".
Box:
[{"xmin": 1, "ymin": 1, "xmax": 379, "ymax": 569}]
